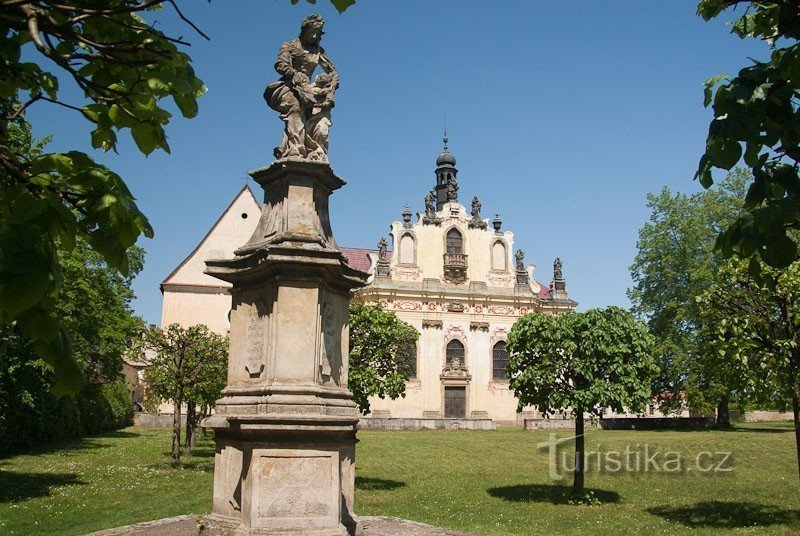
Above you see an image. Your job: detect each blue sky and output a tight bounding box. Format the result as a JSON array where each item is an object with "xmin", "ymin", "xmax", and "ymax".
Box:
[{"xmin": 27, "ymin": 1, "xmax": 767, "ymax": 325}]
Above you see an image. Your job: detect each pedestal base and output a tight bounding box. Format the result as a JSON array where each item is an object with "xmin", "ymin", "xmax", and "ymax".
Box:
[{"xmin": 208, "ymin": 419, "xmax": 361, "ymax": 535}]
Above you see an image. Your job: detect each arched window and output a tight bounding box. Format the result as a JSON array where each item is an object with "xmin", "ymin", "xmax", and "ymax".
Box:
[
  {"xmin": 491, "ymin": 240, "xmax": 507, "ymax": 270},
  {"xmin": 446, "ymin": 228, "xmax": 463, "ymax": 254},
  {"xmin": 399, "ymin": 233, "xmax": 415, "ymax": 265},
  {"xmin": 492, "ymin": 341, "xmax": 510, "ymax": 380},
  {"xmin": 446, "ymin": 339, "xmax": 465, "ymax": 367}
]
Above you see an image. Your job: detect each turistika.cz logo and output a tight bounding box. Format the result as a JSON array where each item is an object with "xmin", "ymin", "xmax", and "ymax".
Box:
[{"xmin": 536, "ymin": 433, "xmax": 734, "ymax": 481}]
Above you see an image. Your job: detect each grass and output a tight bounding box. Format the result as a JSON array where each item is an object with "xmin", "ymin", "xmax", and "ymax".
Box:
[{"xmin": 0, "ymin": 422, "xmax": 798, "ymax": 535}]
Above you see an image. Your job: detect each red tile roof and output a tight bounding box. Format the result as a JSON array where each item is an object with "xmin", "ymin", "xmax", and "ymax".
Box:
[
  {"xmin": 341, "ymin": 247, "xmax": 392, "ymax": 272},
  {"xmin": 536, "ymin": 281, "xmax": 551, "ymax": 299}
]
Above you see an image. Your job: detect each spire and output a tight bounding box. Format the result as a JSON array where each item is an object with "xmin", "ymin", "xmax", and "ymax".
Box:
[{"xmin": 434, "ymin": 128, "xmax": 458, "ymax": 210}]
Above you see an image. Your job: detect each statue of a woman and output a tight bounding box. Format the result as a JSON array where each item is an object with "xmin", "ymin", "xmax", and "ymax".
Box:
[{"xmin": 263, "ymin": 15, "xmax": 337, "ymax": 161}]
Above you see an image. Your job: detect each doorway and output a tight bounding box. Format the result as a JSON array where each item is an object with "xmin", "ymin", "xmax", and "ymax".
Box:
[{"xmin": 444, "ymin": 386, "xmax": 466, "ymax": 418}]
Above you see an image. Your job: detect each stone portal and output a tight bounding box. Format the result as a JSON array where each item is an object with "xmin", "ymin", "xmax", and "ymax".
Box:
[{"xmin": 203, "ymin": 160, "xmax": 367, "ymax": 535}]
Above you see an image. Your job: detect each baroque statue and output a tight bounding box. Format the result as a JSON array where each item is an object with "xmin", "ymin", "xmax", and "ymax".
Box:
[
  {"xmin": 471, "ymin": 196, "xmax": 481, "ymax": 220},
  {"xmin": 515, "ymin": 249, "xmax": 525, "ymax": 271},
  {"xmin": 263, "ymin": 14, "xmax": 337, "ymax": 162},
  {"xmin": 377, "ymin": 237, "xmax": 388, "ymax": 261},
  {"xmin": 424, "ymin": 190, "xmax": 436, "ymax": 217},
  {"xmin": 554, "ymin": 257, "xmax": 563, "ymax": 280}
]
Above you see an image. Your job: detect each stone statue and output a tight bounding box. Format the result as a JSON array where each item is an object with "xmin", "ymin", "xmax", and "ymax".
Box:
[
  {"xmin": 424, "ymin": 190, "xmax": 436, "ymax": 216},
  {"xmin": 515, "ymin": 249, "xmax": 525, "ymax": 271},
  {"xmin": 471, "ymin": 196, "xmax": 481, "ymax": 220},
  {"xmin": 263, "ymin": 14, "xmax": 337, "ymax": 162},
  {"xmin": 445, "ymin": 175, "xmax": 458, "ymax": 202},
  {"xmin": 554, "ymin": 257, "xmax": 563, "ymax": 280},
  {"xmin": 377, "ymin": 237, "xmax": 388, "ymax": 261}
]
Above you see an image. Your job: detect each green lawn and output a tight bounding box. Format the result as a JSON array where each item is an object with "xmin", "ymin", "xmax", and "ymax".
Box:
[{"xmin": 0, "ymin": 423, "xmax": 798, "ymax": 535}]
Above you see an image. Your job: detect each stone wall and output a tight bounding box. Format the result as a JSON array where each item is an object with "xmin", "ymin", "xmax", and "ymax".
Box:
[
  {"xmin": 358, "ymin": 418, "xmax": 496, "ymax": 431},
  {"xmin": 133, "ymin": 412, "xmax": 187, "ymax": 428},
  {"xmin": 744, "ymin": 410, "xmax": 794, "ymax": 422}
]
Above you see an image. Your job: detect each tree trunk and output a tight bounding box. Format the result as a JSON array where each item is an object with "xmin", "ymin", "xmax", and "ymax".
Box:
[
  {"xmin": 573, "ymin": 409, "xmax": 585, "ymax": 495},
  {"xmin": 793, "ymin": 391, "xmax": 800, "ymax": 483},
  {"xmin": 184, "ymin": 401, "xmax": 196, "ymax": 454},
  {"xmin": 716, "ymin": 396, "xmax": 731, "ymax": 428},
  {"xmin": 171, "ymin": 395, "xmax": 182, "ymax": 468}
]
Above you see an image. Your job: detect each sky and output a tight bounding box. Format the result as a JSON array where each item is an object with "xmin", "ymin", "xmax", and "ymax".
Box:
[{"xmin": 26, "ymin": 1, "xmax": 769, "ymax": 325}]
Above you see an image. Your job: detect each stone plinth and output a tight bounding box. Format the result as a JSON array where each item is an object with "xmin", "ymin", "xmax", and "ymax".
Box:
[{"xmin": 203, "ymin": 160, "xmax": 367, "ymax": 535}]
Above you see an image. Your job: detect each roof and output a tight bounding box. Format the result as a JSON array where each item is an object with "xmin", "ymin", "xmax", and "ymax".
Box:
[
  {"xmin": 536, "ymin": 281, "xmax": 551, "ymax": 299},
  {"xmin": 341, "ymin": 247, "xmax": 392, "ymax": 272}
]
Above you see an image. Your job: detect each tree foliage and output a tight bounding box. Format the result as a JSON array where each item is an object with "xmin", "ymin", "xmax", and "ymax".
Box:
[
  {"xmin": 0, "ymin": 1, "xmax": 209, "ymax": 394},
  {"xmin": 697, "ymin": 258, "xmax": 800, "ymax": 480},
  {"xmin": 0, "ymin": 234, "xmax": 143, "ymax": 454},
  {"xmin": 348, "ymin": 302, "xmax": 419, "ymax": 415},
  {"xmin": 629, "ymin": 170, "xmax": 748, "ymax": 415},
  {"xmin": 507, "ymin": 307, "xmax": 656, "ymax": 494},
  {"xmin": 140, "ymin": 323, "xmax": 226, "ymax": 467},
  {"xmin": 696, "ymin": 1, "xmax": 800, "ymax": 271}
]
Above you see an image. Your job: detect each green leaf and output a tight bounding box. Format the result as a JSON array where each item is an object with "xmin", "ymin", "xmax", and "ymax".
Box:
[
  {"xmin": 330, "ymin": 0, "xmax": 356, "ymax": 13},
  {"xmin": 703, "ymin": 74, "xmax": 728, "ymax": 107},
  {"xmin": 131, "ymin": 123, "xmax": 159, "ymax": 155},
  {"xmin": 172, "ymin": 93, "xmax": 198, "ymax": 118},
  {"xmin": 707, "ymin": 136, "xmax": 742, "ymax": 169},
  {"xmin": 760, "ymin": 234, "xmax": 797, "ymax": 268}
]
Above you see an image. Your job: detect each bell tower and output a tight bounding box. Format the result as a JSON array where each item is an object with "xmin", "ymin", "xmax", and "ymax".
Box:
[{"xmin": 434, "ymin": 131, "xmax": 458, "ymax": 210}]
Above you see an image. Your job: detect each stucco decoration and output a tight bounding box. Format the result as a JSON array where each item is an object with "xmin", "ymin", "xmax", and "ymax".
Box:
[
  {"xmin": 444, "ymin": 325, "xmax": 468, "ymax": 345},
  {"xmin": 490, "ymin": 327, "xmax": 509, "ymax": 347},
  {"xmin": 263, "ymin": 15, "xmax": 337, "ymax": 162}
]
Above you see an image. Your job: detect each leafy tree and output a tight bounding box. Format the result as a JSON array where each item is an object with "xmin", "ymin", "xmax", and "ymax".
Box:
[
  {"xmin": 0, "ymin": 235, "xmax": 143, "ymax": 452},
  {"xmin": 629, "ymin": 170, "xmax": 747, "ymax": 422},
  {"xmin": 507, "ymin": 307, "xmax": 656, "ymax": 496},
  {"xmin": 696, "ymin": 1, "xmax": 800, "ymax": 271},
  {"xmin": 348, "ymin": 302, "xmax": 419, "ymax": 414},
  {"xmin": 140, "ymin": 323, "xmax": 226, "ymax": 467},
  {"xmin": 0, "ymin": 0, "xmax": 354, "ymax": 396},
  {"xmin": 697, "ymin": 259, "xmax": 800, "ymax": 481}
]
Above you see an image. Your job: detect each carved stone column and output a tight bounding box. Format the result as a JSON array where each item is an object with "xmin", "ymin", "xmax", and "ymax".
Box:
[{"xmin": 203, "ymin": 160, "xmax": 367, "ymax": 535}]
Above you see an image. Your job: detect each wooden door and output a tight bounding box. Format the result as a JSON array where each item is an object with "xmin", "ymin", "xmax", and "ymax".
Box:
[{"xmin": 444, "ymin": 387, "xmax": 466, "ymax": 418}]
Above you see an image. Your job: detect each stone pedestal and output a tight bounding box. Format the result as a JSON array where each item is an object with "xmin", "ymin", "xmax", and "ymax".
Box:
[{"xmin": 203, "ymin": 160, "xmax": 368, "ymax": 535}]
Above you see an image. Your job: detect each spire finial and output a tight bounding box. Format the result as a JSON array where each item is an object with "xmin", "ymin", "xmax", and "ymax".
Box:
[{"xmin": 443, "ymin": 116, "xmax": 448, "ymax": 149}]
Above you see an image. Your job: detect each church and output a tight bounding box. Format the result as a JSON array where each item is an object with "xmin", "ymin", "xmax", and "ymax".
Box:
[{"xmin": 160, "ymin": 137, "xmax": 577, "ymax": 425}]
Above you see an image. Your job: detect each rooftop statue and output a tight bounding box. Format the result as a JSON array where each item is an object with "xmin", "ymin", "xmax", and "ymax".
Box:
[
  {"xmin": 554, "ymin": 257, "xmax": 563, "ymax": 280},
  {"xmin": 515, "ymin": 249, "xmax": 525, "ymax": 271},
  {"xmin": 263, "ymin": 14, "xmax": 337, "ymax": 162}
]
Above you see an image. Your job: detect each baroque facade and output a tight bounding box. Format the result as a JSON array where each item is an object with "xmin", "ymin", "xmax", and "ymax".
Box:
[{"xmin": 159, "ymin": 139, "xmax": 576, "ymax": 424}]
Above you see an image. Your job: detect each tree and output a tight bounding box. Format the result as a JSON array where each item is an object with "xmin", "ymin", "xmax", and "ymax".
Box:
[
  {"xmin": 507, "ymin": 307, "xmax": 656, "ymax": 496},
  {"xmin": 140, "ymin": 323, "xmax": 227, "ymax": 467},
  {"xmin": 0, "ymin": 0, "xmax": 354, "ymax": 396},
  {"xmin": 0, "ymin": 235, "xmax": 144, "ymax": 452},
  {"xmin": 629, "ymin": 170, "xmax": 748, "ymax": 422},
  {"xmin": 348, "ymin": 302, "xmax": 419, "ymax": 415},
  {"xmin": 697, "ymin": 258, "xmax": 800, "ymax": 481},
  {"xmin": 696, "ymin": 1, "xmax": 800, "ymax": 272}
]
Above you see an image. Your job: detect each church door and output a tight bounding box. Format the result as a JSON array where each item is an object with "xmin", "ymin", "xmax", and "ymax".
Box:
[{"xmin": 444, "ymin": 387, "xmax": 466, "ymax": 418}]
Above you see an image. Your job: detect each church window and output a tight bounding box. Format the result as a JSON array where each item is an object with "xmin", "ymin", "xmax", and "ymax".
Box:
[
  {"xmin": 491, "ymin": 241, "xmax": 507, "ymax": 270},
  {"xmin": 399, "ymin": 233, "xmax": 415, "ymax": 265},
  {"xmin": 446, "ymin": 339, "xmax": 465, "ymax": 367},
  {"xmin": 446, "ymin": 228, "xmax": 463, "ymax": 254},
  {"xmin": 492, "ymin": 341, "xmax": 510, "ymax": 380}
]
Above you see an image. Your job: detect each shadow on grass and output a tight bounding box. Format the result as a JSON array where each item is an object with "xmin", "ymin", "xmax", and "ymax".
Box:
[
  {"xmin": 1, "ymin": 429, "xmax": 145, "ymax": 460},
  {"xmin": 487, "ymin": 484, "xmax": 620, "ymax": 504},
  {"xmin": 647, "ymin": 502, "xmax": 800, "ymax": 528},
  {"xmin": 0, "ymin": 471, "xmax": 83, "ymax": 502},
  {"xmin": 355, "ymin": 476, "xmax": 406, "ymax": 491}
]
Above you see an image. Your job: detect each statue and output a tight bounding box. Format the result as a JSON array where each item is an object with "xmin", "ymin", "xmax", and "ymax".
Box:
[
  {"xmin": 515, "ymin": 249, "xmax": 525, "ymax": 271},
  {"xmin": 263, "ymin": 14, "xmax": 337, "ymax": 162},
  {"xmin": 554, "ymin": 257, "xmax": 563, "ymax": 280},
  {"xmin": 377, "ymin": 237, "xmax": 388, "ymax": 261},
  {"xmin": 445, "ymin": 175, "xmax": 458, "ymax": 202},
  {"xmin": 471, "ymin": 196, "xmax": 481, "ymax": 220},
  {"xmin": 424, "ymin": 190, "xmax": 436, "ymax": 216}
]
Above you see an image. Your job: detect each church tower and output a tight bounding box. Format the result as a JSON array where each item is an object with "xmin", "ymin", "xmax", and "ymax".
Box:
[{"xmin": 434, "ymin": 132, "xmax": 458, "ymax": 210}]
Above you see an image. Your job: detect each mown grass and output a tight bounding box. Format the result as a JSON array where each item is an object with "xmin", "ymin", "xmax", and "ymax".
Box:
[{"xmin": 0, "ymin": 422, "xmax": 798, "ymax": 535}]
